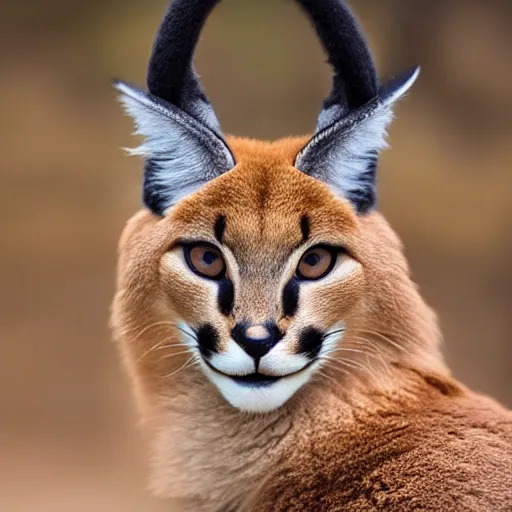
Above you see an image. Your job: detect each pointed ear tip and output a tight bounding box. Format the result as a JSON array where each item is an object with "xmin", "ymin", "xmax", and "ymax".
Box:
[
  {"xmin": 112, "ymin": 80, "xmax": 142, "ymax": 98},
  {"xmin": 379, "ymin": 65, "xmax": 421, "ymax": 104},
  {"xmin": 409, "ymin": 65, "xmax": 421, "ymax": 82},
  {"xmin": 397, "ymin": 66, "xmax": 421, "ymax": 88},
  {"xmin": 403, "ymin": 66, "xmax": 421, "ymax": 92},
  {"xmin": 112, "ymin": 79, "xmax": 129, "ymax": 92}
]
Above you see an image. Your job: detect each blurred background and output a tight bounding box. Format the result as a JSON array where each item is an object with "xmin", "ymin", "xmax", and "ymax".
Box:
[{"xmin": 1, "ymin": 0, "xmax": 511, "ymax": 510}]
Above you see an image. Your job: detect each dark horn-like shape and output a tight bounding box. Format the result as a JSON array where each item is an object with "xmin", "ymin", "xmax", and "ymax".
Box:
[
  {"xmin": 295, "ymin": 0, "xmax": 378, "ymax": 124},
  {"xmin": 116, "ymin": 0, "xmax": 235, "ymax": 215},
  {"xmin": 147, "ymin": 0, "xmax": 223, "ymax": 131},
  {"xmin": 116, "ymin": 0, "xmax": 418, "ymax": 216},
  {"xmin": 147, "ymin": 0, "xmax": 221, "ymax": 103},
  {"xmin": 148, "ymin": 0, "xmax": 375, "ymax": 125},
  {"xmin": 293, "ymin": 0, "xmax": 420, "ymax": 214}
]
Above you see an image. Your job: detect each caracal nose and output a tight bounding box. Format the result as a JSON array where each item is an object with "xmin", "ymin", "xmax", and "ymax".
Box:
[
  {"xmin": 245, "ymin": 324, "xmax": 270, "ymax": 340},
  {"xmin": 231, "ymin": 322, "xmax": 282, "ymax": 360}
]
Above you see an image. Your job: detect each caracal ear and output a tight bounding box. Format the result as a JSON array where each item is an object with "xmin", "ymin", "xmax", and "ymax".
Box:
[
  {"xmin": 115, "ymin": 81, "xmax": 234, "ymax": 215},
  {"xmin": 114, "ymin": 0, "xmax": 234, "ymax": 215},
  {"xmin": 293, "ymin": 0, "xmax": 419, "ymax": 213}
]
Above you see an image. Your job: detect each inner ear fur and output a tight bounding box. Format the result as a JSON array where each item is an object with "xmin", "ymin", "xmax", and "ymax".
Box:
[
  {"xmin": 295, "ymin": 67, "xmax": 420, "ymax": 214},
  {"xmin": 115, "ymin": 81, "xmax": 235, "ymax": 215}
]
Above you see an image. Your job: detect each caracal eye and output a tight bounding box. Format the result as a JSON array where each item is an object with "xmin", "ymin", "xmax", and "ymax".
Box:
[
  {"xmin": 185, "ymin": 244, "xmax": 226, "ymax": 279},
  {"xmin": 296, "ymin": 246, "xmax": 337, "ymax": 281}
]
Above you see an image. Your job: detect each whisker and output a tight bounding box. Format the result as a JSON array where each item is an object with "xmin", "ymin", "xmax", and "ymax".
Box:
[
  {"xmin": 323, "ymin": 355, "xmax": 377, "ymax": 380},
  {"xmin": 350, "ymin": 328, "xmax": 406, "ymax": 352},
  {"xmin": 315, "ymin": 369, "xmax": 343, "ymax": 386},
  {"xmin": 174, "ymin": 326, "xmax": 199, "ymax": 343},
  {"xmin": 131, "ymin": 321, "xmax": 178, "ymax": 341},
  {"xmin": 349, "ymin": 335, "xmax": 394, "ymax": 356},
  {"xmin": 326, "ymin": 339, "xmax": 394, "ymax": 378},
  {"xmin": 344, "ymin": 336, "xmax": 392, "ymax": 360},
  {"xmin": 322, "ymin": 324, "xmax": 403, "ymax": 376},
  {"xmin": 323, "ymin": 328, "xmax": 396, "ymax": 369},
  {"xmin": 136, "ymin": 339, "xmax": 167, "ymax": 363},
  {"xmin": 323, "ymin": 328, "xmax": 346, "ymax": 339},
  {"xmin": 161, "ymin": 355, "xmax": 197, "ymax": 379},
  {"xmin": 153, "ymin": 343, "xmax": 192, "ymax": 351},
  {"xmin": 323, "ymin": 321, "xmax": 414, "ymax": 348},
  {"xmin": 317, "ymin": 358, "xmax": 351, "ymax": 378},
  {"xmin": 136, "ymin": 338, "xmax": 189, "ymax": 363},
  {"xmin": 349, "ymin": 338, "xmax": 388, "ymax": 357},
  {"xmin": 320, "ymin": 362, "xmax": 353, "ymax": 380},
  {"xmin": 348, "ymin": 337, "xmax": 393, "ymax": 377},
  {"xmin": 325, "ymin": 346, "xmax": 368, "ymax": 356},
  {"xmin": 325, "ymin": 327, "xmax": 407, "ymax": 352},
  {"xmin": 160, "ymin": 349, "xmax": 196, "ymax": 360},
  {"xmin": 124, "ymin": 321, "xmax": 198, "ymax": 344},
  {"xmin": 323, "ymin": 335, "xmax": 385, "ymax": 359},
  {"xmin": 349, "ymin": 324, "xmax": 411, "ymax": 340}
]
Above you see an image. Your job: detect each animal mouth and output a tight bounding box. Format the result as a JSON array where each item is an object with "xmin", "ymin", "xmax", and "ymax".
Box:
[
  {"xmin": 230, "ymin": 373, "xmax": 281, "ymax": 387},
  {"xmin": 204, "ymin": 359, "xmax": 316, "ymax": 387}
]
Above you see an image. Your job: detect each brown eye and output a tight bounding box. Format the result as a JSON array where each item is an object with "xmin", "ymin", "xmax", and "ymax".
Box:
[
  {"xmin": 185, "ymin": 244, "xmax": 226, "ymax": 280},
  {"xmin": 296, "ymin": 246, "xmax": 336, "ymax": 281}
]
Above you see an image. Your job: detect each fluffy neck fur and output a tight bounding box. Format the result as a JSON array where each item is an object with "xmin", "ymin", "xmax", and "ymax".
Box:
[{"xmin": 142, "ymin": 360, "xmax": 451, "ymax": 510}]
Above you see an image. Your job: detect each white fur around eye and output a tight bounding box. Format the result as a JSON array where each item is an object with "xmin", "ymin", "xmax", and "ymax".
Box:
[
  {"xmin": 161, "ymin": 250, "xmax": 217, "ymax": 287},
  {"xmin": 332, "ymin": 254, "xmax": 360, "ymax": 281},
  {"xmin": 297, "ymin": 253, "xmax": 360, "ymax": 288}
]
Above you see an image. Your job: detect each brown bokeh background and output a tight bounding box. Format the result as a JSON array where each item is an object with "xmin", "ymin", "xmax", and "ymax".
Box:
[{"xmin": 1, "ymin": 0, "xmax": 511, "ymax": 510}]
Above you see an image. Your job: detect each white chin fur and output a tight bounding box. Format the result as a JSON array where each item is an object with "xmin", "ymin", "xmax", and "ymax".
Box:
[{"xmin": 200, "ymin": 360, "xmax": 318, "ymax": 413}]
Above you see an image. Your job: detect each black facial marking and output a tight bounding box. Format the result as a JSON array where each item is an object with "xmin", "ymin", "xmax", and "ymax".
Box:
[
  {"xmin": 297, "ymin": 327, "xmax": 323, "ymax": 359},
  {"xmin": 282, "ymin": 278, "xmax": 300, "ymax": 317},
  {"xmin": 214, "ymin": 215, "xmax": 226, "ymax": 243},
  {"xmin": 197, "ymin": 324, "xmax": 220, "ymax": 358},
  {"xmin": 300, "ymin": 214, "xmax": 310, "ymax": 242},
  {"xmin": 217, "ymin": 278, "xmax": 234, "ymax": 316}
]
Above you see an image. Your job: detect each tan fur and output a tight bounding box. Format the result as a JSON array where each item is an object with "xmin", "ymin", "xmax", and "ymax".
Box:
[{"xmin": 111, "ymin": 137, "xmax": 512, "ymax": 511}]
